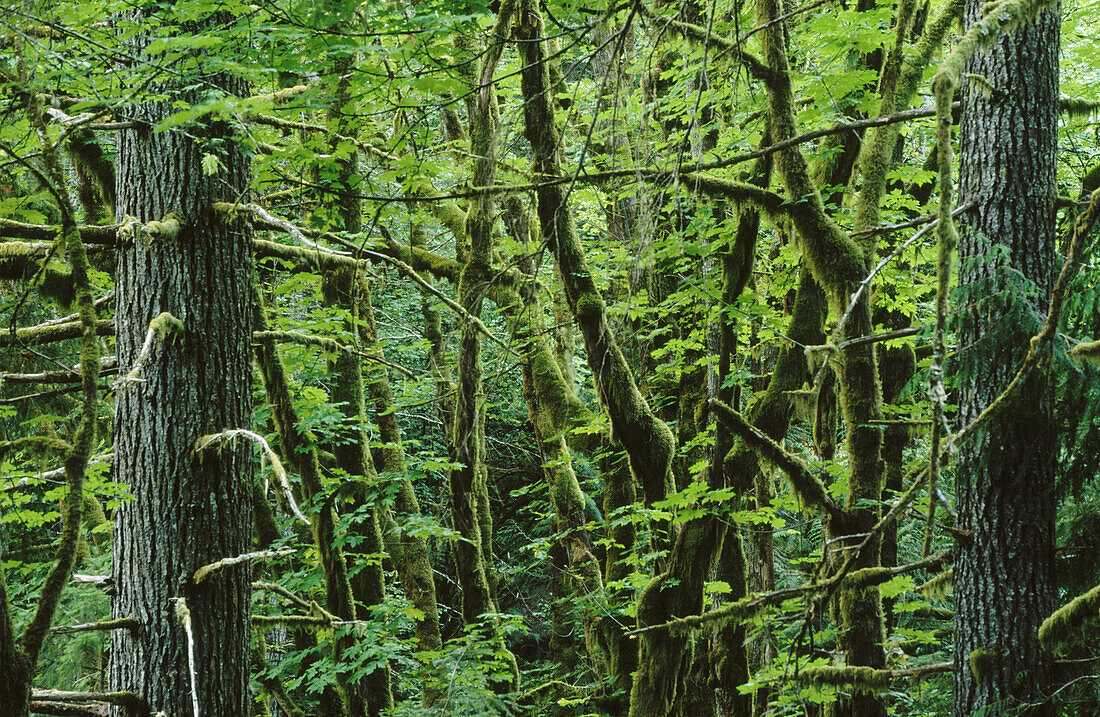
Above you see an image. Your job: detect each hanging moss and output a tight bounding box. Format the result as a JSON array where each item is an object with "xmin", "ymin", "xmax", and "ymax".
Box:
[
  {"xmin": 798, "ymin": 666, "xmax": 892, "ymax": 695},
  {"xmin": 917, "ymin": 569, "xmax": 954, "ymax": 600},
  {"xmin": 1037, "ymin": 581, "xmax": 1100, "ymax": 654}
]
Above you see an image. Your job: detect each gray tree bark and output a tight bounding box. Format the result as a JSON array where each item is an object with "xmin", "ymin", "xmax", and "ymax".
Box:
[
  {"xmin": 109, "ymin": 15, "xmax": 255, "ymax": 715},
  {"xmin": 953, "ymin": 3, "xmax": 1060, "ymax": 715}
]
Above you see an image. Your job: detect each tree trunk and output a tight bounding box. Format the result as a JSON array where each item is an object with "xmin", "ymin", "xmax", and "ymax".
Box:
[
  {"xmin": 952, "ymin": 4, "xmax": 1060, "ymax": 714},
  {"xmin": 109, "ymin": 17, "xmax": 254, "ymax": 714}
]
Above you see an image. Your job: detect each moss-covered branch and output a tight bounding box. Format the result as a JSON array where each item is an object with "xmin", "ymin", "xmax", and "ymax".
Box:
[
  {"xmin": 192, "ymin": 549, "xmax": 296, "ymax": 585},
  {"xmin": 1038, "ymin": 582, "xmax": 1100, "ymax": 654},
  {"xmin": 0, "ymin": 318, "xmax": 113, "ymax": 348},
  {"xmin": 252, "ymin": 330, "xmax": 415, "ymax": 377},
  {"xmin": 710, "ymin": 399, "xmax": 843, "ymax": 522},
  {"xmin": 12, "ymin": 85, "xmax": 102, "ymax": 685},
  {"xmin": 48, "ymin": 617, "xmax": 139, "ymax": 635}
]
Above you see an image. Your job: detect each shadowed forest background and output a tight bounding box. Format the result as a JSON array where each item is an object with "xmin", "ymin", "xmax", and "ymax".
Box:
[{"xmin": 1, "ymin": 0, "xmax": 1099, "ymax": 715}]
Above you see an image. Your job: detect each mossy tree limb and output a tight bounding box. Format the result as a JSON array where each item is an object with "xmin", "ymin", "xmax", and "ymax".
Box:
[
  {"xmin": 755, "ymin": 0, "xmax": 888, "ymax": 712},
  {"xmin": 1038, "ymin": 582, "xmax": 1100, "ymax": 654},
  {"xmin": 0, "ymin": 86, "xmax": 103, "ymax": 717},
  {"xmin": 251, "ymin": 287, "xmax": 362, "ymax": 715},
  {"xmin": 356, "ymin": 269, "xmax": 445, "ymax": 707},
  {"xmin": 446, "ymin": 0, "xmax": 520, "ymax": 692},
  {"xmin": 517, "ymin": 4, "xmax": 688, "ymax": 712}
]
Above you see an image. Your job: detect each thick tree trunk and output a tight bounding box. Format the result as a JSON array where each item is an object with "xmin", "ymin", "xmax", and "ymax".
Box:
[
  {"xmin": 109, "ymin": 32, "xmax": 254, "ymax": 716},
  {"xmin": 952, "ymin": 4, "xmax": 1060, "ymax": 715}
]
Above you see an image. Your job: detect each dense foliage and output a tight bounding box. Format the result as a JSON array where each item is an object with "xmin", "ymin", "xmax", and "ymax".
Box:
[{"xmin": 1, "ymin": 0, "xmax": 1099, "ymax": 715}]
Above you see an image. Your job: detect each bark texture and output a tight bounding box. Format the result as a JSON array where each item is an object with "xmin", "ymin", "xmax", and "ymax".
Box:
[
  {"xmin": 109, "ymin": 33, "xmax": 254, "ymax": 716},
  {"xmin": 952, "ymin": 4, "xmax": 1060, "ymax": 714}
]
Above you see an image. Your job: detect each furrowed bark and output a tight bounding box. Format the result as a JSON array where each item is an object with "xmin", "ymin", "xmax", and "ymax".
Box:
[{"xmin": 951, "ymin": 0, "xmax": 1060, "ymax": 712}]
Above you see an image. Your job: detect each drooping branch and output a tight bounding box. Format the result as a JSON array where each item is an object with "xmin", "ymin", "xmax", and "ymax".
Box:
[
  {"xmin": 709, "ymin": 399, "xmax": 843, "ymax": 522},
  {"xmin": 194, "ymin": 429, "xmax": 309, "ymax": 526}
]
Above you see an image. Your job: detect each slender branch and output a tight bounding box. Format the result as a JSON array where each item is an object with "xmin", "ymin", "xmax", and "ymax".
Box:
[
  {"xmin": 251, "ymin": 581, "xmax": 311, "ymax": 610},
  {"xmin": 116, "ymin": 312, "xmax": 184, "ymax": 388},
  {"xmin": 252, "ymin": 330, "xmax": 416, "ymax": 378},
  {"xmin": 194, "ymin": 430, "xmax": 309, "ymax": 525},
  {"xmin": 49, "ymin": 617, "xmax": 138, "ymax": 634},
  {"xmin": 837, "ymin": 326, "xmax": 925, "ymax": 351},
  {"xmin": 192, "ymin": 549, "xmax": 295, "ymax": 585}
]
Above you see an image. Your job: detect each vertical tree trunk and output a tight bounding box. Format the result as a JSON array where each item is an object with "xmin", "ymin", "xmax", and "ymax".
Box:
[
  {"xmin": 358, "ymin": 272, "xmax": 445, "ymax": 707},
  {"xmin": 109, "ymin": 16, "xmax": 254, "ymax": 714},
  {"xmin": 952, "ymin": 4, "xmax": 1059, "ymax": 714},
  {"xmin": 320, "ymin": 41, "xmax": 393, "ymax": 712}
]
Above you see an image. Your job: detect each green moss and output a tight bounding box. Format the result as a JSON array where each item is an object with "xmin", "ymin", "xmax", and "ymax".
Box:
[
  {"xmin": 1067, "ymin": 339, "xmax": 1100, "ymax": 368},
  {"xmin": 1038, "ymin": 581, "xmax": 1100, "ymax": 654},
  {"xmin": 574, "ymin": 291, "xmax": 604, "ymax": 322},
  {"xmin": 117, "ymin": 213, "xmax": 182, "ymax": 246},
  {"xmin": 968, "ymin": 646, "xmax": 1000, "ymax": 683},
  {"xmin": 1059, "ymin": 97, "xmax": 1100, "ymax": 119},
  {"xmin": 799, "ymin": 666, "xmax": 892, "ymax": 694}
]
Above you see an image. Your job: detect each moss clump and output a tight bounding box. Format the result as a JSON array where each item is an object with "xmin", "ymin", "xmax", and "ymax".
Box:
[
  {"xmin": 917, "ymin": 568, "xmax": 954, "ymax": 600},
  {"xmin": 573, "ymin": 291, "xmax": 604, "ymax": 322},
  {"xmin": 798, "ymin": 666, "xmax": 892, "ymax": 695},
  {"xmin": 1038, "ymin": 581, "xmax": 1100, "ymax": 654},
  {"xmin": 968, "ymin": 646, "xmax": 1000, "ymax": 683},
  {"xmin": 1067, "ymin": 339, "xmax": 1100, "ymax": 368}
]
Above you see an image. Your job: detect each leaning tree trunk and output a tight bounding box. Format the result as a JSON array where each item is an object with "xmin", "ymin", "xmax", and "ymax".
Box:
[
  {"xmin": 108, "ymin": 15, "xmax": 254, "ymax": 716},
  {"xmin": 952, "ymin": 3, "xmax": 1060, "ymax": 715}
]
